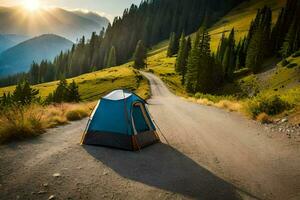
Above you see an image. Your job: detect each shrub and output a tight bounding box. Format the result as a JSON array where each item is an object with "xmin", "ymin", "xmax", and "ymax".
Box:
[
  {"xmin": 0, "ymin": 105, "xmax": 45, "ymax": 143},
  {"xmin": 292, "ymin": 50, "xmax": 300, "ymax": 58},
  {"xmin": 246, "ymin": 95, "xmax": 292, "ymax": 118},
  {"xmin": 215, "ymin": 100, "xmax": 242, "ymax": 112},
  {"xmin": 281, "ymin": 59, "xmax": 289, "ymax": 66},
  {"xmin": 66, "ymin": 109, "xmax": 89, "ymax": 121},
  {"xmin": 256, "ymin": 113, "xmax": 272, "ymax": 124},
  {"xmin": 287, "ymin": 63, "xmax": 298, "ymax": 68},
  {"xmin": 147, "ymin": 69, "xmax": 154, "ymax": 73},
  {"xmin": 195, "ymin": 93, "xmax": 236, "ymax": 103}
]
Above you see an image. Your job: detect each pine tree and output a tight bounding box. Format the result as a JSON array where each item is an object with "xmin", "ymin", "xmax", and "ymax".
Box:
[
  {"xmin": 185, "ymin": 31, "xmax": 200, "ymax": 93},
  {"xmin": 52, "ymin": 78, "xmax": 69, "ymax": 103},
  {"xmin": 68, "ymin": 80, "xmax": 80, "ymax": 102},
  {"xmin": 281, "ymin": 15, "xmax": 300, "ymax": 58},
  {"xmin": 246, "ymin": 29, "xmax": 265, "ymax": 73},
  {"xmin": 175, "ymin": 33, "xmax": 187, "ymax": 73},
  {"xmin": 245, "ymin": 6, "xmax": 272, "ymax": 73},
  {"xmin": 133, "ymin": 40, "xmax": 147, "ymax": 69},
  {"xmin": 167, "ymin": 32, "xmax": 178, "ymax": 57},
  {"xmin": 29, "ymin": 62, "xmax": 40, "ymax": 84},
  {"xmin": 271, "ymin": 0, "xmax": 299, "ymax": 54},
  {"xmin": 106, "ymin": 46, "xmax": 117, "ymax": 67},
  {"xmin": 12, "ymin": 80, "xmax": 39, "ymax": 105},
  {"xmin": 185, "ymin": 27, "xmax": 212, "ymax": 93}
]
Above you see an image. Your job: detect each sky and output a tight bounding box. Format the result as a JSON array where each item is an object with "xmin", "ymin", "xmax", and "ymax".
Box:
[{"xmin": 0, "ymin": 0, "xmax": 142, "ymax": 21}]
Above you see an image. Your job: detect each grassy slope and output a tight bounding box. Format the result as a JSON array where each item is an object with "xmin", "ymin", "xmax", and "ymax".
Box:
[
  {"xmin": 0, "ymin": 63, "xmax": 150, "ymax": 101},
  {"xmin": 145, "ymin": 0, "xmax": 300, "ymax": 121}
]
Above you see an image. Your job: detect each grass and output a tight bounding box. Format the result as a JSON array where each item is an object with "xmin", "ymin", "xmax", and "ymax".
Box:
[
  {"xmin": 0, "ymin": 64, "xmax": 150, "ymax": 101},
  {"xmin": 146, "ymin": 50, "xmax": 187, "ymax": 96},
  {"xmin": 0, "ymin": 62, "xmax": 151, "ymax": 144},
  {"xmin": 209, "ymin": 0, "xmax": 285, "ymax": 51},
  {"xmin": 0, "ymin": 102, "xmax": 95, "ymax": 144}
]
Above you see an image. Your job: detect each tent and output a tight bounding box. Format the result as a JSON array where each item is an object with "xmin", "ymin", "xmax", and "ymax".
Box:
[{"xmin": 81, "ymin": 89, "xmax": 160, "ymax": 151}]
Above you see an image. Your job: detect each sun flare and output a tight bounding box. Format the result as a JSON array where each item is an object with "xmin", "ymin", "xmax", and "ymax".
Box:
[{"xmin": 23, "ymin": 0, "xmax": 40, "ymax": 11}]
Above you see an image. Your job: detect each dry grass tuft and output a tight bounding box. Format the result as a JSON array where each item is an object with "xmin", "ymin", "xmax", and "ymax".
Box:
[
  {"xmin": 66, "ymin": 109, "xmax": 89, "ymax": 121},
  {"xmin": 0, "ymin": 105, "xmax": 45, "ymax": 143},
  {"xmin": 256, "ymin": 112, "xmax": 273, "ymax": 124},
  {"xmin": 215, "ymin": 100, "xmax": 242, "ymax": 112},
  {"xmin": 0, "ymin": 102, "xmax": 96, "ymax": 144},
  {"xmin": 196, "ymin": 98, "xmax": 214, "ymax": 106}
]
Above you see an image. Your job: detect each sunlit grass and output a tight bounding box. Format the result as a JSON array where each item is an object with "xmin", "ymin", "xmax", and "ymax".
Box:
[{"xmin": 0, "ymin": 64, "xmax": 151, "ymax": 101}]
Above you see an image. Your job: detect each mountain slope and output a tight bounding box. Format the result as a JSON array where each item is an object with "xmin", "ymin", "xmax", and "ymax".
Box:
[
  {"xmin": 0, "ymin": 34, "xmax": 29, "ymax": 53},
  {"xmin": 0, "ymin": 6, "xmax": 109, "ymax": 41},
  {"xmin": 73, "ymin": 10, "xmax": 109, "ymax": 27},
  {"xmin": 0, "ymin": 34, "xmax": 73, "ymax": 77},
  {"xmin": 0, "ymin": 64, "xmax": 150, "ymax": 101}
]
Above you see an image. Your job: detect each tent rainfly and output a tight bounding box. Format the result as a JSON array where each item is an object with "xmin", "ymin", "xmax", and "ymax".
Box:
[{"xmin": 81, "ymin": 90, "xmax": 160, "ymax": 151}]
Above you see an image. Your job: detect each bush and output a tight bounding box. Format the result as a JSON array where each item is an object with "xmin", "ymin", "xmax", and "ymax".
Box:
[
  {"xmin": 292, "ymin": 50, "xmax": 300, "ymax": 58},
  {"xmin": 247, "ymin": 95, "xmax": 292, "ymax": 118},
  {"xmin": 281, "ymin": 59, "xmax": 289, "ymax": 66},
  {"xmin": 0, "ymin": 105, "xmax": 45, "ymax": 143},
  {"xmin": 147, "ymin": 69, "xmax": 154, "ymax": 73},
  {"xmin": 256, "ymin": 113, "xmax": 272, "ymax": 124},
  {"xmin": 195, "ymin": 93, "xmax": 236, "ymax": 103},
  {"xmin": 287, "ymin": 63, "xmax": 298, "ymax": 68},
  {"xmin": 66, "ymin": 109, "xmax": 89, "ymax": 121}
]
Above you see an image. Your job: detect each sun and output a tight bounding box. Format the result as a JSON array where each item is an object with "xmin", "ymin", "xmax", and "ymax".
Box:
[{"xmin": 23, "ymin": 0, "xmax": 40, "ymax": 11}]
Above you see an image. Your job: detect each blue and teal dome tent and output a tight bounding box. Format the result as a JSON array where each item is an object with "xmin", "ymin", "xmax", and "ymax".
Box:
[{"xmin": 81, "ymin": 90, "xmax": 160, "ymax": 151}]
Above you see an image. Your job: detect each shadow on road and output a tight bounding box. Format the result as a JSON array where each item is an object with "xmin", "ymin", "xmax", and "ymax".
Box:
[{"xmin": 84, "ymin": 143, "xmax": 246, "ymax": 200}]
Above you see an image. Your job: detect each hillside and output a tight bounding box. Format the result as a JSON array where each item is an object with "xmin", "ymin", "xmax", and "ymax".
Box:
[
  {"xmin": 0, "ymin": 6, "xmax": 109, "ymax": 41},
  {"xmin": 149, "ymin": 0, "xmax": 287, "ymax": 54},
  {"xmin": 0, "ymin": 64, "xmax": 150, "ymax": 101},
  {"xmin": 0, "ymin": 34, "xmax": 73, "ymax": 77},
  {"xmin": 0, "ymin": 34, "xmax": 29, "ymax": 53}
]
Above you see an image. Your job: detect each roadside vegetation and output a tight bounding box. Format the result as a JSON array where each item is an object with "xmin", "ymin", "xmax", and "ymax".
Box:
[
  {"xmin": 0, "ymin": 66, "xmax": 150, "ymax": 144},
  {"xmin": 0, "ymin": 0, "xmax": 299, "ymax": 144},
  {"xmin": 146, "ymin": 0, "xmax": 300, "ymax": 123}
]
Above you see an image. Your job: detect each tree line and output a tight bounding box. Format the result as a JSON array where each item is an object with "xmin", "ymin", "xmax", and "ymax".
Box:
[
  {"xmin": 0, "ymin": 0, "xmax": 244, "ymax": 87},
  {"xmin": 173, "ymin": 0, "xmax": 300, "ymax": 94},
  {"xmin": 0, "ymin": 79, "xmax": 80, "ymax": 108}
]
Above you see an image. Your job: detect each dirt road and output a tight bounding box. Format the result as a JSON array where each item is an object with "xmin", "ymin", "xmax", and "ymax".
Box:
[{"xmin": 1, "ymin": 72, "xmax": 300, "ymax": 200}]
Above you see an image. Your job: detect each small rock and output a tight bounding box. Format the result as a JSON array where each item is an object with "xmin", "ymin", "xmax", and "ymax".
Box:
[
  {"xmin": 281, "ymin": 118, "xmax": 288, "ymax": 123},
  {"xmin": 48, "ymin": 195, "xmax": 55, "ymax": 200},
  {"xmin": 53, "ymin": 173, "xmax": 61, "ymax": 177},
  {"xmin": 76, "ymin": 166, "xmax": 82, "ymax": 170},
  {"xmin": 43, "ymin": 183, "xmax": 49, "ymax": 187},
  {"xmin": 103, "ymin": 172, "xmax": 108, "ymax": 176},
  {"xmin": 16, "ymin": 195, "xmax": 20, "ymax": 199},
  {"xmin": 38, "ymin": 190, "xmax": 47, "ymax": 194}
]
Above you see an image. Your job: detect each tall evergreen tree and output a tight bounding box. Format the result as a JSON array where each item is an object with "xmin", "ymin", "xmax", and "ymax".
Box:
[
  {"xmin": 106, "ymin": 46, "xmax": 117, "ymax": 67},
  {"xmin": 271, "ymin": 0, "xmax": 299, "ymax": 54},
  {"xmin": 167, "ymin": 32, "xmax": 178, "ymax": 57},
  {"xmin": 245, "ymin": 6, "xmax": 272, "ymax": 73},
  {"xmin": 12, "ymin": 80, "xmax": 39, "ymax": 105},
  {"xmin": 51, "ymin": 78, "xmax": 69, "ymax": 103},
  {"xmin": 68, "ymin": 80, "xmax": 80, "ymax": 103},
  {"xmin": 133, "ymin": 40, "xmax": 147, "ymax": 69},
  {"xmin": 175, "ymin": 33, "xmax": 187, "ymax": 73},
  {"xmin": 185, "ymin": 27, "xmax": 213, "ymax": 93}
]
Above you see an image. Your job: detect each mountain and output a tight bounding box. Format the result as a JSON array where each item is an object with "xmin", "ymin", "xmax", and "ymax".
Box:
[
  {"xmin": 0, "ymin": 34, "xmax": 73, "ymax": 77},
  {"xmin": 73, "ymin": 10, "xmax": 109, "ymax": 27},
  {"xmin": 0, "ymin": 34, "xmax": 29, "ymax": 53},
  {"xmin": 0, "ymin": 6, "xmax": 109, "ymax": 41}
]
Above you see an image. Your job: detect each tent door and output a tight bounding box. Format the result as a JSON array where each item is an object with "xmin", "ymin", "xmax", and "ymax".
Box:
[{"xmin": 131, "ymin": 103, "xmax": 152, "ymax": 135}]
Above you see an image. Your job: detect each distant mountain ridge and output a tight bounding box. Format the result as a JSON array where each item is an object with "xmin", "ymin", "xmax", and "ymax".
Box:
[
  {"xmin": 0, "ymin": 6, "xmax": 109, "ymax": 41},
  {"xmin": 0, "ymin": 34, "xmax": 29, "ymax": 53},
  {"xmin": 0, "ymin": 34, "xmax": 73, "ymax": 77}
]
